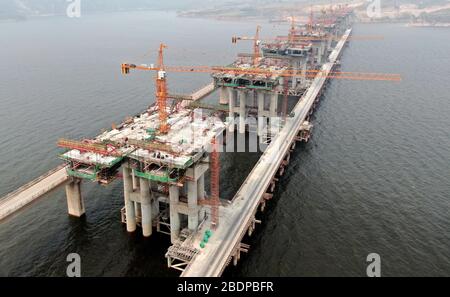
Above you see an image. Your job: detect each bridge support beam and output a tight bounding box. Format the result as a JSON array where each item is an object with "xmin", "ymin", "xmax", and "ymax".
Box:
[{"xmin": 65, "ymin": 178, "xmax": 85, "ymax": 217}]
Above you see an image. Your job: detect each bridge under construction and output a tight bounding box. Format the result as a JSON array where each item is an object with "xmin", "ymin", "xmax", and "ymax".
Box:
[{"xmin": 0, "ymin": 6, "xmax": 401, "ymax": 276}]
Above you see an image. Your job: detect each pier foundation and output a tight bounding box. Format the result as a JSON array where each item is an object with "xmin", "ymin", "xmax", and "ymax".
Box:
[
  {"xmin": 228, "ymin": 88, "xmax": 237, "ymax": 133},
  {"xmin": 131, "ymin": 169, "xmax": 140, "ymax": 191},
  {"xmin": 219, "ymin": 86, "xmax": 228, "ymax": 105},
  {"xmin": 169, "ymin": 185, "xmax": 181, "ymax": 243},
  {"xmin": 123, "ymin": 166, "xmax": 136, "ymax": 232},
  {"xmin": 270, "ymin": 93, "xmax": 278, "ymax": 117},
  {"xmin": 140, "ymin": 178, "xmax": 153, "ymax": 237},
  {"xmin": 65, "ymin": 178, "xmax": 85, "ymax": 217},
  {"xmin": 239, "ymin": 90, "xmax": 247, "ymax": 134},
  {"xmin": 187, "ymin": 180, "xmax": 199, "ymax": 231},
  {"xmin": 257, "ymin": 91, "xmax": 265, "ymax": 137},
  {"xmin": 185, "ymin": 159, "xmax": 209, "ymax": 232}
]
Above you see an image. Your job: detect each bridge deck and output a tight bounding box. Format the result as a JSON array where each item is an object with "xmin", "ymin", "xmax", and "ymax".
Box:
[
  {"xmin": 0, "ymin": 165, "xmax": 68, "ymax": 221},
  {"xmin": 191, "ymin": 83, "xmax": 215, "ymax": 101},
  {"xmin": 181, "ymin": 28, "xmax": 352, "ymax": 277}
]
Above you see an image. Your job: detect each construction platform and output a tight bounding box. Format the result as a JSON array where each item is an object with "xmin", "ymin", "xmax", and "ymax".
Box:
[{"xmin": 60, "ymin": 108, "xmax": 225, "ymax": 183}]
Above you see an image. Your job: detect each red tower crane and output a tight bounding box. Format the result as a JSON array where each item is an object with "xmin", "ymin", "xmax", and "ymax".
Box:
[
  {"xmin": 156, "ymin": 43, "xmax": 169, "ymax": 134},
  {"xmin": 232, "ymin": 25, "xmax": 262, "ymax": 66},
  {"xmin": 121, "ymin": 43, "xmax": 170, "ymax": 134},
  {"xmin": 209, "ymin": 137, "xmax": 220, "ymax": 229}
]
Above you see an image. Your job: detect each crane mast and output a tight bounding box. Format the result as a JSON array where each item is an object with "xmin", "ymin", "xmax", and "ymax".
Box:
[
  {"xmin": 156, "ymin": 43, "xmax": 169, "ymax": 134},
  {"xmin": 232, "ymin": 25, "xmax": 262, "ymax": 66}
]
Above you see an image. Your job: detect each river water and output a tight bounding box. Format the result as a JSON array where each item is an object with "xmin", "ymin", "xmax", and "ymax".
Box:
[{"xmin": 0, "ymin": 11, "xmax": 449, "ymax": 276}]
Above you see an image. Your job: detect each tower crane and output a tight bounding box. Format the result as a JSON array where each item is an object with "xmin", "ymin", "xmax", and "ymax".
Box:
[
  {"xmin": 122, "ymin": 43, "xmax": 170, "ymax": 134},
  {"xmin": 121, "ymin": 45, "xmax": 401, "ymax": 126},
  {"xmin": 209, "ymin": 137, "xmax": 220, "ymax": 228},
  {"xmin": 307, "ymin": 7, "xmax": 315, "ymax": 34},
  {"xmin": 122, "ymin": 61, "xmax": 401, "ymax": 82},
  {"xmin": 232, "ymin": 25, "xmax": 262, "ymax": 66},
  {"xmin": 287, "ymin": 15, "xmax": 298, "ymax": 44},
  {"xmin": 155, "ymin": 43, "xmax": 170, "ymax": 134}
]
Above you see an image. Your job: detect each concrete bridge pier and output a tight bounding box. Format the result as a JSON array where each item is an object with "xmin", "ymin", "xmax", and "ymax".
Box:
[
  {"xmin": 169, "ymin": 185, "xmax": 181, "ymax": 243},
  {"xmin": 219, "ymin": 86, "xmax": 228, "ymax": 105},
  {"xmin": 228, "ymin": 88, "xmax": 237, "ymax": 133},
  {"xmin": 186, "ymin": 160, "xmax": 209, "ymax": 231},
  {"xmin": 123, "ymin": 166, "xmax": 136, "ymax": 232},
  {"xmin": 140, "ymin": 178, "xmax": 153, "ymax": 237},
  {"xmin": 300, "ymin": 59, "xmax": 308, "ymax": 86},
  {"xmin": 257, "ymin": 91, "xmax": 266, "ymax": 137},
  {"xmin": 291, "ymin": 60, "xmax": 299, "ymax": 89},
  {"xmin": 187, "ymin": 180, "xmax": 199, "ymax": 231},
  {"xmin": 65, "ymin": 178, "xmax": 85, "ymax": 217},
  {"xmin": 131, "ymin": 169, "xmax": 140, "ymax": 191},
  {"xmin": 197, "ymin": 174, "xmax": 205, "ymax": 200},
  {"xmin": 238, "ymin": 90, "xmax": 247, "ymax": 134},
  {"xmin": 269, "ymin": 92, "xmax": 278, "ymax": 119},
  {"xmin": 316, "ymin": 44, "xmax": 322, "ymax": 65},
  {"xmin": 327, "ymin": 35, "xmax": 333, "ymax": 52}
]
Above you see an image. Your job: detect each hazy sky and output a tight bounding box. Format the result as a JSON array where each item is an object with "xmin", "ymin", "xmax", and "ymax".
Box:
[{"xmin": 1, "ymin": 0, "xmax": 448, "ymax": 18}]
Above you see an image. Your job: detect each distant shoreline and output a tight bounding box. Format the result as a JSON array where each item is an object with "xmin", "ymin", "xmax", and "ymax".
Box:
[
  {"xmin": 0, "ymin": 8, "xmax": 171, "ymax": 23},
  {"xmin": 406, "ymin": 22, "xmax": 450, "ymax": 27}
]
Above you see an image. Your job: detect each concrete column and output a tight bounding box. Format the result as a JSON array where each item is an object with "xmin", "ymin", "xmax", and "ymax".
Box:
[
  {"xmin": 219, "ymin": 86, "xmax": 228, "ymax": 105},
  {"xmin": 135, "ymin": 202, "xmax": 141, "ymax": 221},
  {"xmin": 131, "ymin": 169, "xmax": 140, "ymax": 191},
  {"xmin": 133, "ymin": 173, "xmax": 141, "ymax": 219},
  {"xmin": 301, "ymin": 61, "xmax": 307, "ymax": 85},
  {"xmin": 239, "ymin": 90, "xmax": 246, "ymax": 134},
  {"xmin": 257, "ymin": 91, "xmax": 265, "ymax": 137},
  {"xmin": 291, "ymin": 61, "xmax": 298, "ymax": 89},
  {"xmin": 152, "ymin": 182, "xmax": 160, "ymax": 221},
  {"xmin": 319, "ymin": 42, "xmax": 325, "ymax": 64},
  {"xmin": 315, "ymin": 45, "xmax": 321, "ymax": 65},
  {"xmin": 270, "ymin": 93, "xmax": 278, "ymax": 118},
  {"xmin": 229, "ymin": 88, "xmax": 236, "ymax": 132},
  {"xmin": 65, "ymin": 178, "xmax": 85, "ymax": 217},
  {"xmin": 197, "ymin": 174, "xmax": 205, "ymax": 200},
  {"xmin": 187, "ymin": 180, "xmax": 199, "ymax": 231},
  {"xmin": 269, "ymin": 92, "xmax": 280, "ymax": 134},
  {"xmin": 123, "ymin": 166, "xmax": 136, "ymax": 232},
  {"xmin": 169, "ymin": 185, "xmax": 180, "ymax": 243},
  {"xmin": 140, "ymin": 178, "xmax": 152, "ymax": 237}
]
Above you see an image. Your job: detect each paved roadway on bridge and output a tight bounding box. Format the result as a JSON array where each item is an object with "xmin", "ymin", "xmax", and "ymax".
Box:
[
  {"xmin": 0, "ymin": 166, "xmax": 68, "ymax": 221},
  {"xmin": 182, "ymin": 29, "xmax": 352, "ymax": 277}
]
